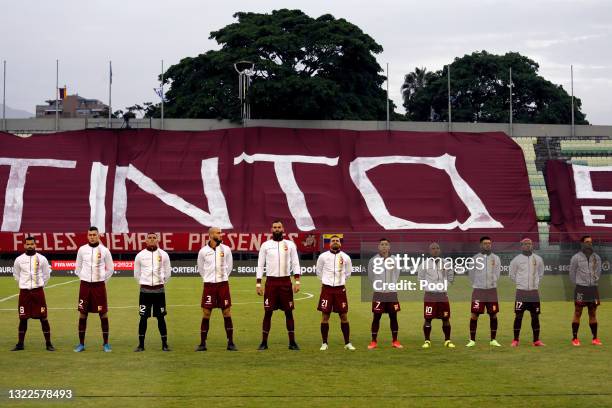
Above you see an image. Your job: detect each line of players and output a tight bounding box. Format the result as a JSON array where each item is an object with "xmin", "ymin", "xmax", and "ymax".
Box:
[{"xmin": 10, "ymin": 222, "xmax": 603, "ymax": 351}]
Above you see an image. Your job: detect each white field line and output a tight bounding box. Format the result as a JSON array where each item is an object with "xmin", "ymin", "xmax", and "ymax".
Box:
[
  {"xmin": 0, "ymin": 291, "xmax": 314, "ymax": 311},
  {"xmin": 0, "ymin": 279, "xmax": 79, "ymax": 303}
]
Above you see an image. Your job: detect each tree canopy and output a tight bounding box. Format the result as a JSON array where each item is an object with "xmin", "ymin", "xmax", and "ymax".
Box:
[
  {"xmin": 156, "ymin": 9, "xmax": 395, "ymax": 121},
  {"xmin": 402, "ymin": 51, "xmax": 588, "ymax": 124}
]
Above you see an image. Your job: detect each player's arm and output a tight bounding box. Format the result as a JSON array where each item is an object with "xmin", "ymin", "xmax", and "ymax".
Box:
[
  {"xmin": 345, "ymin": 255, "xmax": 353, "ymax": 280},
  {"xmin": 595, "ymin": 254, "xmax": 602, "ymax": 283},
  {"xmin": 290, "ymin": 243, "xmax": 301, "ymax": 293},
  {"xmin": 367, "ymin": 257, "xmax": 375, "ymax": 283},
  {"xmin": 447, "ymin": 263, "xmax": 454, "ymax": 284},
  {"xmin": 226, "ymin": 246, "xmax": 234, "ymax": 277},
  {"xmin": 509, "ymin": 258, "xmax": 517, "ymax": 282},
  {"xmin": 568, "ymin": 254, "xmax": 578, "ymax": 285},
  {"xmin": 196, "ymin": 249, "xmax": 205, "ymax": 280},
  {"xmin": 104, "ymin": 248, "xmax": 114, "ymax": 281},
  {"xmin": 494, "ymin": 255, "xmax": 502, "ymax": 280},
  {"xmin": 468, "ymin": 256, "xmax": 476, "ymax": 284},
  {"xmin": 133, "ymin": 253, "xmax": 142, "ymax": 282},
  {"xmin": 256, "ymin": 244, "xmax": 265, "ymax": 295},
  {"xmin": 42, "ymin": 256, "xmax": 51, "ymax": 285},
  {"xmin": 12, "ymin": 258, "xmax": 19, "ymax": 282},
  {"xmin": 315, "ymin": 253, "xmax": 324, "ymax": 280},
  {"xmin": 537, "ymin": 256, "xmax": 545, "ymax": 279},
  {"xmin": 162, "ymin": 252, "xmax": 171, "ymax": 284},
  {"xmin": 75, "ymin": 248, "xmax": 83, "ymax": 279}
]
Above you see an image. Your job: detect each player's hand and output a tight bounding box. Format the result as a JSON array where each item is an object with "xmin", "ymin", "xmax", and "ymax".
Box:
[
  {"xmin": 256, "ymin": 286, "xmax": 264, "ymax": 296},
  {"xmin": 293, "ymin": 283, "xmax": 300, "ymax": 293}
]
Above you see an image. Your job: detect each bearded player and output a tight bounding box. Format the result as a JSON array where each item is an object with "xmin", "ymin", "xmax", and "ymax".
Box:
[
  {"xmin": 11, "ymin": 236, "xmax": 55, "ymax": 351},
  {"xmin": 256, "ymin": 220, "xmax": 301, "ymax": 350}
]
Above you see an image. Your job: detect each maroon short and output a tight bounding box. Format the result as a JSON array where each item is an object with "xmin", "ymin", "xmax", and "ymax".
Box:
[
  {"xmin": 424, "ymin": 292, "xmax": 451, "ymax": 319},
  {"xmin": 470, "ymin": 288, "xmax": 499, "ymax": 315},
  {"xmin": 78, "ymin": 281, "xmax": 108, "ymax": 314},
  {"xmin": 264, "ymin": 277, "xmax": 294, "ymax": 311},
  {"xmin": 202, "ymin": 281, "xmax": 232, "ymax": 309},
  {"xmin": 372, "ymin": 292, "xmax": 401, "ymax": 314},
  {"xmin": 317, "ymin": 285, "xmax": 348, "ymax": 314},
  {"xmin": 18, "ymin": 288, "xmax": 47, "ymax": 319}
]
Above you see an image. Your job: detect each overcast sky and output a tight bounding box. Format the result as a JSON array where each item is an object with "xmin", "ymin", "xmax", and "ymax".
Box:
[{"xmin": 1, "ymin": 0, "xmax": 611, "ymax": 124}]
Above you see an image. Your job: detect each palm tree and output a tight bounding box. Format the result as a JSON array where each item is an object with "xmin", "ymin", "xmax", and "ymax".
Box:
[{"xmin": 401, "ymin": 67, "xmax": 431, "ymax": 110}]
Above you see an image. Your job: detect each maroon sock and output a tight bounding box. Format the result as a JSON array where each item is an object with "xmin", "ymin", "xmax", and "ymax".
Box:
[
  {"xmin": 40, "ymin": 319, "xmax": 51, "ymax": 345},
  {"xmin": 469, "ymin": 318, "xmax": 478, "ymax": 341},
  {"xmin": 100, "ymin": 316, "xmax": 109, "ymax": 344},
  {"xmin": 18, "ymin": 319, "xmax": 27, "ymax": 345},
  {"xmin": 389, "ymin": 313, "xmax": 399, "ymax": 342},
  {"xmin": 341, "ymin": 322, "xmax": 350, "ymax": 344},
  {"xmin": 321, "ymin": 322, "xmax": 329, "ymax": 343},
  {"xmin": 442, "ymin": 320, "xmax": 451, "ymax": 341},
  {"xmin": 223, "ymin": 316, "xmax": 234, "ymax": 343},
  {"xmin": 589, "ymin": 322, "xmax": 598, "ymax": 339},
  {"xmin": 200, "ymin": 317, "xmax": 209, "ymax": 344},
  {"xmin": 371, "ymin": 314, "xmax": 381, "ymax": 341},
  {"xmin": 262, "ymin": 311, "xmax": 272, "ymax": 342},
  {"xmin": 78, "ymin": 317, "xmax": 87, "ymax": 345},
  {"xmin": 285, "ymin": 311, "xmax": 295, "ymax": 343},
  {"xmin": 423, "ymin": 320, "xmax": 432, "ymax": 341}
]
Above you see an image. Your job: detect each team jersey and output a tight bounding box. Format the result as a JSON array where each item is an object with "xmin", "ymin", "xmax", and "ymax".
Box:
[
  {"xmin": 367, "ymin": 254, "xmax": 400, "ymax": 293},
  {"xmin": 75, "ymin": 243, "xmax": 114, "ymax": 282},
  {"xmin": 134, "ymin": 247, "xmax": 171, "ymax": 286},
  {"xmin": 13, "ymin": 253, "xmax": 51, "ymax": 290},
  {"xmin": 509, "ymin": 253, "xmax": 545, "ymax": 290},
  {"xmin": 257, "ymin": 239, "xmax": 300, "ymax": 279},
  {"xmin": 316, "ymin": 250, "xmax": 352, "ymax": 287},
  {"xmin": 417, "ymin": 258, "xmax": 454, "ymax": 293},
  {"xmin": 197, "ymin": 243, "xmax": 233, "ymax": 283},
  {"xmin": 469, "ymin": 252, "xmax": 502, "ymax": 289},
  {"xmin": 569, "ymin": 251, "xmax": 602, "ymax": 287}
]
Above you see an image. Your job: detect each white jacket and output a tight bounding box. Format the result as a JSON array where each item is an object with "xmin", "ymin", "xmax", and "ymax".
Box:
[
  {"xmin": 75, "ymin": 244, "xmax": 114, "ymax": 282},
  {"xmin": 316, "ymin": 250, "xmax": 352, "ymax": 287},
  {"xmin": 134, "ymin": 248, "xmax": 171, "ymax": 286},
  {"xmin": 13, "ymin": 253, "xmax": 51, "ymax": 290},
  {"xmin": 469, "ymin": 252, "xmax": 502, "ymax": 289},
  {"xmin": 569, "ymin": 251, "xmax": 601, "ymax": 287},
  {"xmin": 197, "ymin": 243, "xmax": 233, "ymax": 283},
  {"xmin": 257, "ymin": 239, "xmax": 300, "ymax": 279},
  {"xmin": 509, "ymin": 253, "xmax": 545, "ymax": 291}
]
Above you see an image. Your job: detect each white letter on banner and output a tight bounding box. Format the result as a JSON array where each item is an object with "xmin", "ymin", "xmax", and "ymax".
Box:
[
  {"xmin": 572, "ymin": 164, "xmax": 612, "ymax": 227},
  {"xmin": 349, "ymin": 154, "xmax": 503, "ymax": 230},
  {"xmin": 233, "ymin": 153, "xmax": 339, "ymax": 231},
  {"xmin": 0, "ymin": 158, "xmax": 77, "ymax": 231},
  {"xmin": 89, "ymin": 162, "xmax": 108, "ymax": 233},
  {"xmin": 573, "ymin": 165, "xmax": 612, "ymax": 199},
  {"xmin": 112, "ymin": 159, "xmax": 232, "ymax": 232}
]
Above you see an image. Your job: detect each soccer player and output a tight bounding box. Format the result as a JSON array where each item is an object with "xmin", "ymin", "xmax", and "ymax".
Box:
[
  {"xmin": 133, "ymin": 232, "xmax": 172, "ymax": 352},
  {"xmin": 367, "ymin": 238, "xmax": 402, "ymax": 349},
  {"xmin": 11, "ymin": 236, "xmax": 54, "ymax": 351},
  {"xmin": 466, "ymin": 236, "xmax": 502, "ymax": 347},
  {"xmin": 418, "ymin": 242, "xmax": 455, "ymax": 348},
  {"xmin": 256, "ymin": 220, "xmax": 301, "ymax": 350},
  {"xmin": 509, "ymin": 237, "xmax": 545, "ymax": 347},
  {"xmin": 73, "ymin": 226, "xmax": 114, "ymax": 352},
  {"xmin": 196, "ymin": 227, "xmax": 237, "ymax": 351},
  {"xmin": 316, "ymin": 235, "xmax": 355, "ymax": 351},
  {"xmin": 569, "ymin": 235, "xmax": 603, "ymax": 346}
]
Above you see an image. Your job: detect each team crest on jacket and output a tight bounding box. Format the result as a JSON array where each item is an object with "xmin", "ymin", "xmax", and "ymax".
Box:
[
  {"xmin": 283, "ymin": 243, "xmax": 288, "ymax": 251},
  {"xmin": 219, "ymin": 250, "xmax": 225, "ymax": 257}
]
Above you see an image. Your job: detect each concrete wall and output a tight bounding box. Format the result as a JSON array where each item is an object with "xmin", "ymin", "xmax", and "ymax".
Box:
[{"xmin": 2, "ymin": 117, "xmax": 612, "ymax": 137}]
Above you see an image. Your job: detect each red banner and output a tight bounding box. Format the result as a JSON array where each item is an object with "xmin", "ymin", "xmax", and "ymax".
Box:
[
  {"xmin": 547, "ymin": 160, "xmax": 612, "ymax": 241},
  {"xmin": 0, "ymin": 128, "xmax": 537, "ymax": 242},
  {"xmin": 0, "ymin": 232, "xmax": 318, "ymax": 254}
]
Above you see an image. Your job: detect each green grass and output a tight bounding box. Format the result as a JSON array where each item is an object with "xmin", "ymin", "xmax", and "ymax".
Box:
[{"xmin": 0, "ymin": 276, "xmax": 610, "ymax": 408}]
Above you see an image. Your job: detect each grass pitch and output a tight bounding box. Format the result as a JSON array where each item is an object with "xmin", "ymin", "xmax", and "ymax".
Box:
[{"xmin": 0, "ymin": 276, "xmax": 610, "ymax": 408}]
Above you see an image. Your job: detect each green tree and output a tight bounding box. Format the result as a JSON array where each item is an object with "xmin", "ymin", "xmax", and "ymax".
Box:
[
  {"xmin": 403, "ymin": 51, "xmax": 588, "ymax": 124},
  {"xmin": 161, "ymin": 9, "xmax": 396, "ymax": 121}
]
